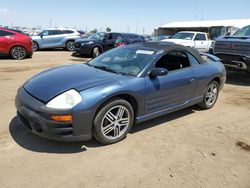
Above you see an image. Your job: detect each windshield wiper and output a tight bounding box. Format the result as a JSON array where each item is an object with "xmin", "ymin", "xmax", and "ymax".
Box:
[{"xmin": 91, "ymin": 65, "xmax": 123, "ymax": 75}]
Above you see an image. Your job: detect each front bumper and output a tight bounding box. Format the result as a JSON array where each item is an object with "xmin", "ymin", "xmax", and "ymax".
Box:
[
  {"xmin": 15, "ymin": 87, "xmax": 93, "ymax": 141},
  {"xmin": 215, "ymin": 53, "xmax": 250, "ymax": 71},
  {"xmin": 74, "ymin": 43, "xmax": 92, "ymax": 55}
]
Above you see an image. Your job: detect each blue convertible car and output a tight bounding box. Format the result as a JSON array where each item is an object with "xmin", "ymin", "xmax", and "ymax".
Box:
[{"xmin": 15, "ymin": 42, "xmax": 226, "ymax": 144}]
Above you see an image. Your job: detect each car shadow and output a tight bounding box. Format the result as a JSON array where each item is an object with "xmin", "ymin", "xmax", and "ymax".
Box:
[
  {"xmin": 9, "ymin": 106, "xmax": 200, "ymax": 153},
  {"xmin": 130, "ymin": 106, "xmax": 197, "ymax": 133},
  {"xmin": 226, "ymin": 70, "xmax": 250, "ymax": 86},
  {"xmin": 9, "ymin": 116, "xmax": 101, "ymax": 154}
]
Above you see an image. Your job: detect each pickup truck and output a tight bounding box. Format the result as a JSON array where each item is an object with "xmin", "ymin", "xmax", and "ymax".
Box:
[
  {"xmin": 213, "ymin": 25, "xmax": 250, "ymax": 72},
  {"xmin": 162, "ymin": 31, "xmax": 212, "ymax": 52}
]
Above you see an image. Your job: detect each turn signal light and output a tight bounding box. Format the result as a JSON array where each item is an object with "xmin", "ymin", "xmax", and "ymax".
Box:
[{"xmin": 51, "ymin": 115, "xmax": 72, "ymax": 122}]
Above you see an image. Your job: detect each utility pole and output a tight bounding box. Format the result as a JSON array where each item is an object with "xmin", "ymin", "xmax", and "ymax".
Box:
[
  {"xmin": 49, "ymin": 17, "xmax": 52, "ymax": 28},
  {"xmin": 136, "ymin": 21, "xmax": 138, "ymax": 34}
]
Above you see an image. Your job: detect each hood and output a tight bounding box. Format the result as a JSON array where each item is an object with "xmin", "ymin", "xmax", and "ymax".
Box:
[
  {"xmin": 162, "ymin": 39, "xmax": 192, "ymax": 44},
  {"xmin": 75, "ymin": 38, "xmax": 101, "ymax": 43},
  {"xmin": 216, "ymin": 36, "xmax": 250, "ymax": 42},
  {"xmin": 24, "ymin": 64, "xmax": 119, "ymax": 103}
]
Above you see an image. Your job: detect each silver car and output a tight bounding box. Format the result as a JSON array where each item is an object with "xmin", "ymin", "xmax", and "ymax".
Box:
[{"xmin": 31, "ymin": 28, "xmax": 83, "ymax": 51}]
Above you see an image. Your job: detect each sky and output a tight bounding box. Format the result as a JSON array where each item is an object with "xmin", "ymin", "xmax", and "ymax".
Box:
[{"xmin": 1, "ymin": 0, "xmax": 250, "ymax": 34}]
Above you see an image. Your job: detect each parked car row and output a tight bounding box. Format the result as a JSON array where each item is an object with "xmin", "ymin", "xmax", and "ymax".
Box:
[
  {"xmin": 1, "ymin": 25, "xmax": 250, "ymax": 74},
  {"xmin": 74, "ymin": 32, "xmax": 145, "ymax": 57}
]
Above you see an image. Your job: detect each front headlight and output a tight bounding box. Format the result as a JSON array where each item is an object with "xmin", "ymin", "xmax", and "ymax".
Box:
[{"xmin": 45, "ymin": 89, "xmax": 82, "ymax": 109}]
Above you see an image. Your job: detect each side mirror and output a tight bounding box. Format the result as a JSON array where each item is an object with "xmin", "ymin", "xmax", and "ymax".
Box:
[
  {"xmin": 40, "ymin": 34, "xmax": 44, "ymax": 38},
  {"xmin": 149, "ymin": 68, "xmax": 168, "ymax": 78}
]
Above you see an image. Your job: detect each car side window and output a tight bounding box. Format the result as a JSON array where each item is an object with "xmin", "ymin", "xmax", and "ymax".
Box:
[
  {"xmin": 63, "ymin": 30, "xmax": 74, "ymax": 34},
  {"xmin": 0, "ymin": 30, "xmax": 14, "ymax": 37},
  {"xmin": 155, "ymin": 51, "xmax": 191, "ymax": 71},
  {"xmin": 112, "ymin": 33, "xmax": 120, "ymax": 40},
  {"xmin": 105, "ymin": 33, "xmax": 112, "ymax": 40},
  {"xmin": 40, "ymin": 30, "xmax": 50, "ymax": 36},
  {"xmin": 52, "ymin": 30, "xmax": 64, "ymax": 35},
  {"xmin": 195, "ymin": 34, "xmax": 206, "ymax": 41},
  {"xmin": 187, "ymin": 53, "xmax": 200, "ymax": 66}
]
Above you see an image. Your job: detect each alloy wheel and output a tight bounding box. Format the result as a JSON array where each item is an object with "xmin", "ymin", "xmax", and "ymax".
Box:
[
  {"xmin": 101, "ymin": 105, "xmax": 130, "ymax": 140},
  {"xmin": 205, "ymin": 83, "xmax": 218, "ymax": 106},
  {"xmin": 11, "ymin": 47, "xmax": 27, "ymax": 60}
]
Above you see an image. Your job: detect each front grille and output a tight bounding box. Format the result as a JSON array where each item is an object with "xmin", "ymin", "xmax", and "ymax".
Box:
[
  {"xmin": 50, "ymin": 124, "xmax": 73, "ymax": 136},
  {"xmin": 18, "ymin": 112, "xmax": 32, "ymax": 130}
]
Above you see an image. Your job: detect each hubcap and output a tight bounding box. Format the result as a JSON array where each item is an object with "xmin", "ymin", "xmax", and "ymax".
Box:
[
  {"xmin": 205, "ymin": 83, "xmax": 218, "ymax": 106},
  {"xmin": 12, "ymin": 47, "xmax": 26, "ymax": 59},
  {"xmin": 67, "ymin": 42, "xmax": 75, "ymax": 51},
  {"xmin": 101, "ymin": 105, "xmax": 130, "ymax": 140}
]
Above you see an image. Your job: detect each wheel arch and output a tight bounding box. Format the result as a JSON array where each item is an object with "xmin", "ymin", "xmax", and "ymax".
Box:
[
  {"xmin": 94, "ymin": 93, "xmax": 139, "ymax": 121},
  {"xmin": 211, "ymin": 76, "xmax": 221, "ymax": 86}
]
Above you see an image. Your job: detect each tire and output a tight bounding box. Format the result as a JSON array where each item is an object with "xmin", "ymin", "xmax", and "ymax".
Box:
[
  {"xmin": 92, "ymin": 47, "xmax": 101, "ymax": 58},
  {"xmin": 10, "ymin": 46, "xmax": 27, "ymax": 60},
  {"xmin": 65, "ymin": 41, "xmax": 75, "ymax": 51},
  {"xmin": 93, "ymin": 98, "xmax": 134, "ymax": 144},
  {"xmin": 198, "ymin": 81, "xmax": 219, "ymax": 109},
  {"xmin": 32, "ymin": 41, "xmax": 39, "ymax": 51}
]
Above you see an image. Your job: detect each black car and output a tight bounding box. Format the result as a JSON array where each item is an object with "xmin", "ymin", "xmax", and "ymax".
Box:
[{"xmin": 74, "ymin": 32, "xmax": 145, "ymax": 57}]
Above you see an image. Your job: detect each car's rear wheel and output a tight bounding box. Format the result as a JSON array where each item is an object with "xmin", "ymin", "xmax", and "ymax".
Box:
[
  {"xmin": 10, "ymin": 46, "xmax": 27, "ymax": 60},
  {"xmin": 92, "ymin": 47, "xmax": 101, "ymax": 58},
  {"xmin": 32, "ymin": 41, "xmax": 39, "ymax": 51},
  {"xmin": 93, "ymin": 98, "xmax": 134, "ymax": 144},
  {"xmin": 66, "ymin": 41, "xmax": 75, "ymax": 51},
  {"xmin": 198, "ymin": 81, "xmax": 219, "ymax": 109}
]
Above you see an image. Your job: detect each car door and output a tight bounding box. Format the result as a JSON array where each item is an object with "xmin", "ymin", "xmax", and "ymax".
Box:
[
  {"xmin": 194, "ymin": 33, "xmax": 207, "ymax": 52},
  {"xmin": 0, "ymin": 30, "xmax": 13, "ymax": 53},
  {"xmin": 103, "ymin": 33, "xmax": 120, "ymax": 51},
  {"xmin": 144, "ymin": 50, "xmax": 196, "ymax": 115},
  {"xmin": 40, "ymin": 30, "xmax": 64, "ymax": 48}
]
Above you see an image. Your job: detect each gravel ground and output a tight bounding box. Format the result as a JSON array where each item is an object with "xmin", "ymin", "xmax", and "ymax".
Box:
[{"xmin": 0, "ymin": 51, "xmax": 250, "ymax": 188}]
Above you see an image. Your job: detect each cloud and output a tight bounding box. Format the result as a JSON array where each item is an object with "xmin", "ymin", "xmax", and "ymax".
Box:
[{"xmin": 0, "ymin": 8, "xmax": 10, "ymax": 15}]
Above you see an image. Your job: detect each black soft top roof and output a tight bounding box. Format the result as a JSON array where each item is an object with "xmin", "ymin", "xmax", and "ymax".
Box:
[{"xmin": 132, "ymin": 42, "xmax": 204, "ymax": 63}]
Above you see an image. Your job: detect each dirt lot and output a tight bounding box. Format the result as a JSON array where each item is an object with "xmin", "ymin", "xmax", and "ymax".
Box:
[{"xmin": 0, "ymin": 51, "xmax": 250, "ymax": 188}]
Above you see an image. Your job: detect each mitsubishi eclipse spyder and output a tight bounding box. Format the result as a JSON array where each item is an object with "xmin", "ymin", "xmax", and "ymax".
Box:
[{"xmin": 15, "ymin": 42, "xmax": 226, "ymax": 144}]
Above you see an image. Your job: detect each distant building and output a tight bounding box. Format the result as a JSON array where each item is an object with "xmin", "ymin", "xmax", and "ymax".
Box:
[{"xmin": 155, "ymin": 19, "xmax": 250, "ymax": 39}]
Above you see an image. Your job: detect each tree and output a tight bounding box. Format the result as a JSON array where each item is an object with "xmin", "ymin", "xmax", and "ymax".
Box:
[{"xmin": 106, "ymin": 27, "xmax": 111, "ymax": 32}]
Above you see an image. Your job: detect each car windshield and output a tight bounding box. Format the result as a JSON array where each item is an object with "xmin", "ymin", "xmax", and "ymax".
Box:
[
  {"xmin": 172, "ymin": 32, "xmax": 194, "ymax": 40},
  {"xmin": 88, "ymin": 32, "xmax": 105, "ymax": 40},
  {"xmin": 233, "ymin": 25, "xmax": 250, "ymax": 36},
  {"xmin": 87, "ymin": 47, "xmax": 156, "ymax": 76},
  {"xmin": 151, "ymin": 35, "xmax": 170, "ymax": 41}
]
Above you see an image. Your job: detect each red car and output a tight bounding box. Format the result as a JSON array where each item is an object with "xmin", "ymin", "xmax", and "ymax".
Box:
[{"xmin": 0, "ymin": 28, "xmax": 33, "ymax": 60}]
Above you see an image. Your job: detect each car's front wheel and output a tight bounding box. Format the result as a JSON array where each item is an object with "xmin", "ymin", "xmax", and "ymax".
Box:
[
  {"xmin": 93, "ymin": 98, "xmax": 134, "ymax": 144},
  {"xmin": 10, "ymin": 46, "xmax": 27, "ymax": 60},
  {"xmin": 66, "ymin": 41, "xmax": 75, "ymax": 51},
  {"xmin": 198, "ymin": 81, "xmax": 219, "ymax": 109}
]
